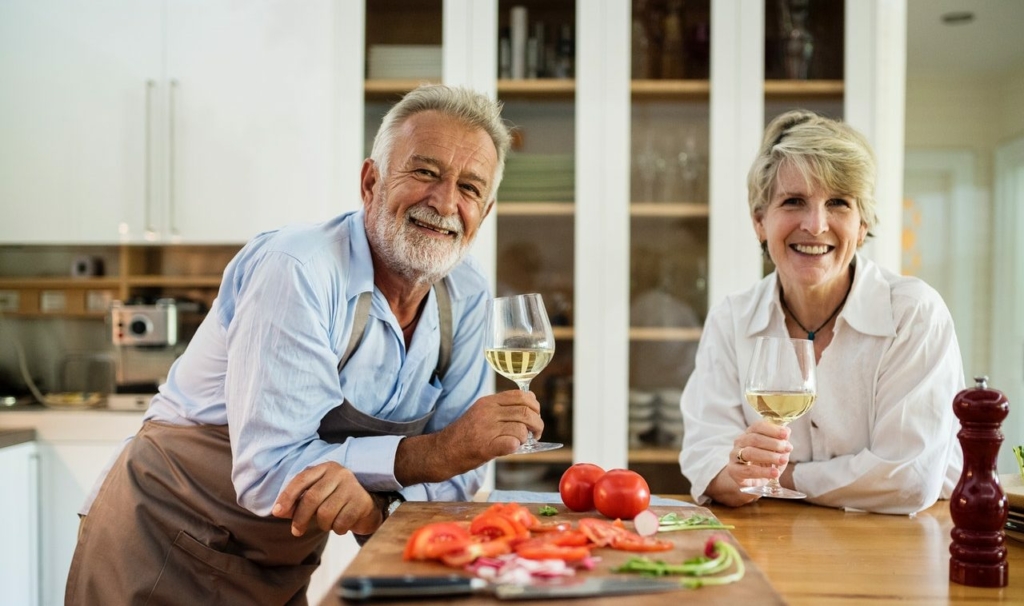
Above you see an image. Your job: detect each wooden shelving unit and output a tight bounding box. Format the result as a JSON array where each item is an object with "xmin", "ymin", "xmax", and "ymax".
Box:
[{"xmin": 0, "ymin": 244, "xmax": 237, "ymax": 317}]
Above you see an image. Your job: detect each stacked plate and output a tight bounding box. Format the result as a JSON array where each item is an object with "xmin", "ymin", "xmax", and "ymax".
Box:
[
  {"xmin": 367, "ymin": 45, "xmax": 442, "ymax": 80},
  {"xmin": 628, "ymin": 390, "xmax": 658, "ymax": 448},
  {"xmin": 498, "ymin": 153, "xmax": 574, "ymax": 202}
]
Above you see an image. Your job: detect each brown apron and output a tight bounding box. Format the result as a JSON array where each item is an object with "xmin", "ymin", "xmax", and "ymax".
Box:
[{"xmin": 65, "ymin": 282, "xmax": 452, "ymax": 605}]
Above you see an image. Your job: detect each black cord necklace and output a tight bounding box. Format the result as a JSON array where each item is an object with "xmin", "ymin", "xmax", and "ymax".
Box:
[{"xmin": 779, "ymin": 278, "xmax": 852, "ymax": 341}]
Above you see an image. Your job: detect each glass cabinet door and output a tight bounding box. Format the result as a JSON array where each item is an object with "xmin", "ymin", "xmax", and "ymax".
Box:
[
  {"xmin": 493, "ymin": 0, "xmax": 577, "ymax": 490},
  {"xmin": 627, "ymin": 0, "xmax": 710, "ymax": 494}
]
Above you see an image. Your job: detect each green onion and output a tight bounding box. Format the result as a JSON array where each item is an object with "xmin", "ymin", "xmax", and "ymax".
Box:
[
  {"xmin": 657, "ymin": 512, "xmax": 735, "ymax": 532},
  {"xmin": 614, "ymin": 536, "xmax": 745, "ymax": 588},
  {"xmin": 1014, "ymin": 445, "xmax": 1024, "ymax": 481},
  {"xmin": 537, "ymin": 505, "xmax": 558, "ymax": 516}
]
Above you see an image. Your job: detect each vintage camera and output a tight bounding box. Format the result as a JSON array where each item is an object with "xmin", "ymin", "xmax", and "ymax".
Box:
[{"xmin": 110, "ymin": 299, "xmax": 179, "ymax": 347}]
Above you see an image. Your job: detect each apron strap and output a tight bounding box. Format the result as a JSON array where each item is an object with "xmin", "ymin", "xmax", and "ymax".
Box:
[
  {"xmin": 337, "ymin": 279, "xmax": 453, "ymax": 380},
  {"xmin": 337, "ymin": 291, "xmax": 373, "ymax": 373},
  {"xmin": 434, "ymin": 278, "xmax": 453, "ymax": 380}
]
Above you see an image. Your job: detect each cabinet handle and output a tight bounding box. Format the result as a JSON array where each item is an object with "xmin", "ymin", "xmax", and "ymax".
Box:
[
  {"xmin": 144, "ymin": 80, "xmax": 157, "ymax": 237},
  {"xmin": 169, "ymin": 79, "xmax": 179, "ymax": 236}
]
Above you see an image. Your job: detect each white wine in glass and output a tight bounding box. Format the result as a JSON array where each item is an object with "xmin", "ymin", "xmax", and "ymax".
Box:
[
  {"xmin": 485, "ymin": 293, "xmax": 563, "ymax": 454},
  {"xmin": 741, "ymin": 336, "xmax": 817, "ymax": 499}
]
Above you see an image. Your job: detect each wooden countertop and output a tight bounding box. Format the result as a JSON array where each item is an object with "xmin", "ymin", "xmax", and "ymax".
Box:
[
  {"xmin": 711, "ymin": 499, "xmax": 1022, "ymax": 604},
  {"xmin": 321, "ymin": 498, "xmax": 1022, "ymax": 605},
  {"xmin": 0, "ymin": 427, "xmax": 35, "ymax": 449}
]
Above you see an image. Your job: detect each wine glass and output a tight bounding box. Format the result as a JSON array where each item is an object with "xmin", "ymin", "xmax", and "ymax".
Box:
[
  {"xmin": 741, "ymin": 336, "xmax": 817, "ymax": 498},
  {"xmin": 485, "ymin": 293, "xmax": 563, "ymax": 454}
]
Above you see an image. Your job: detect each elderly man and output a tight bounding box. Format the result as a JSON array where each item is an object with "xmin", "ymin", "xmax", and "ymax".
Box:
[{"xmin": 66, "ymin": 85, "xmax": 540, "ymax": 604}]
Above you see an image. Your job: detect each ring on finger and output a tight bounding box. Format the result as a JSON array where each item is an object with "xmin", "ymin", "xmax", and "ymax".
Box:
[{"xmin": 736, "ymin": 447, "xmax": 750, "ymax": 465}]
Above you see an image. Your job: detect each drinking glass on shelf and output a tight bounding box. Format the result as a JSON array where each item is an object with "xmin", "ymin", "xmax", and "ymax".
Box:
[
  {"xmin": 485, "ymin": 293, "xmax": 563, "ymax": 454},
  {"xmin": 742, "ymin": 336, "xmax": 817, "ymax": 498}
]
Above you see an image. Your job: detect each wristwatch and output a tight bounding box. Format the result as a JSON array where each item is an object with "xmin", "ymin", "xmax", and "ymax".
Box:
[{"xmin": 380, "ymin": 491, "xmax": 404, "ymax": 521}]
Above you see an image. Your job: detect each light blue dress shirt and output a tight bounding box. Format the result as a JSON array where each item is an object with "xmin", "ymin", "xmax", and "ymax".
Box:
[{"xmin": 144, "ymin": 210, "xmax": 491, "ymax": 515}]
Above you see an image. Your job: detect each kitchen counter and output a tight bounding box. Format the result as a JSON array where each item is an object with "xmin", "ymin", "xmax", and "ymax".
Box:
[
  {"xmin": 0, "ymin": 426, "xmax": 35, "ymax": 449},
  {"xmin": 321, "ymin": 498, "xmax": 1023, "ymax": 605}
]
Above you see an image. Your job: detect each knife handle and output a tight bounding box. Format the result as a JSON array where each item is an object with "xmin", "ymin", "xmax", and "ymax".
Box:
[{"xmin": 338, "ymin": 574, "xmax": 484, "ymax": 601}]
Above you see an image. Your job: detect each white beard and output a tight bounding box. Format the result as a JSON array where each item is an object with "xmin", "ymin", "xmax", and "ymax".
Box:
[{"xmin": 366, "ymin": 190, "xmax": 468, "ymax": 285}]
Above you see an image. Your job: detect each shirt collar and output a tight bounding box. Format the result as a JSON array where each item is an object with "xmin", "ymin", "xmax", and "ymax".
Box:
[
  {"xmin": 347, "ymin": 209, "xmax": 376, "ymax": 298},
  {"xmin": 743, "ymin": 254, "xmax": 895, "ymax": 339}
]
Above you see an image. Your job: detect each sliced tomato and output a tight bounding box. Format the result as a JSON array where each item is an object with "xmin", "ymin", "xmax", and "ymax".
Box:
[
  {"xmin": 482, "ymin": 502, "xmax": 541, "ymax": 530},
  {"xmin": 514, "ymin": 539, "xmax": 591, "ymax": 561},
  {"xmin": 470, "ymin": 512, "xmax": 528, "ymax": 541},
  {"xmin": 577, "ymin": 518, "xmax": 628, "ymax": 547},
  {"xmin": 542, "ymin": 529, "xmax": 591, "ymax": 547},
  {"xmin": 402, "ymin": 522, "xmax": 472, "ymax": 561},
  {"xmin": 440, "ymin": 538, "xmax": 513, "ymax": 567},
  {"xmin": 609, "ymin": 533, "xmax": 675, "ymax": 552},
  {"xmin": 527, "ymin": 520, "xmax": 573, "ymax": 534}
]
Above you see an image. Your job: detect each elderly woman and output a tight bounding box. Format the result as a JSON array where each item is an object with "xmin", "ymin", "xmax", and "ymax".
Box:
[{"xmin": 679, "ymin": 110, "xmax": 964, "ymax": 515}]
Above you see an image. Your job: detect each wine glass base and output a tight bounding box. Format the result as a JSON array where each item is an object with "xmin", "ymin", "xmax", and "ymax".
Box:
[
  {"xmin": 740, "ymin": 484, "xmax": 807, "ymax": 499},
  {"xmin": 509, "ymin": 441, "xmax": 563, "ymax": 455}
]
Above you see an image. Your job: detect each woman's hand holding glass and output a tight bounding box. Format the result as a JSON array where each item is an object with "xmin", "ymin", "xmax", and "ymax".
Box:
[{"xmin": 737, "ymin": 336, "xmax": 817, "ymax": 499}]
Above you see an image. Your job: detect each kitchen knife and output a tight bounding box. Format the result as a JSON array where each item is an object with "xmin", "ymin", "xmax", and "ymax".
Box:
[{"xmin": 338, "ymin": 574, "xmax": 682, "ymax": 601}]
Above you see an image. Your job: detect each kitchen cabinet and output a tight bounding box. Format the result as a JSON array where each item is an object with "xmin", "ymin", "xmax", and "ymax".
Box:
[
  {"xmin": 364, "ymin": 0, "xmax": 903, "ymax": 494},
  {"xmin": 0, "ymin": 440, "xmax": 40, "ymax": 606},
  {"xmin": 0, "ymin": 0, "xmax": 352, "ymax": 245},
  {"xmin": 0, "ymin": 410, "xmax": 144, "ymax": 606},
  {"xmin": 0, "ymin": 0, "xmax": 161, "ymax": 244}
]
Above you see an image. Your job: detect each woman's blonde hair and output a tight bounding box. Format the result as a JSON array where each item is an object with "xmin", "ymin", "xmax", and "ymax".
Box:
[{"xmin": 747, "ymin": 110, "xmax": 877, "ymax": 234}]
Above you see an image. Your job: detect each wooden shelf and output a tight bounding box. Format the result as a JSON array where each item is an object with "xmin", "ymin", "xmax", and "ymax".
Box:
[
  {"xmin": 500, "ymin": 447, "xmax": 681, "ymax": 465},
  {"xmin": 497, "ymin": 202, "xmax": 574, "ymax": 216},
  {"xmin": 0, "ymin": 277, "xmax": 121, "ymax": 290},
  {"xmin": 364, "ymin": 79, "xmax": 441, "ymax": 100},
  {"xmin": 629, "ymin": 327, "xmax": 702, "ymax": 341},
  {"xmin": 498, "ymin": 79, "xmax": 575, "ymax": 98},
  {"xmin": 502, "ymin": 449, "xmax": 573, "ymax": 465},
  {"xmin": 365, "ymin": 79, "xmax": 840, "ymax": 102},
  {"xmin": 630, "ymin": 203, "xmax": 709, "ymax": 218},
  {"xmin": 764, "ymin": 79, "xmax": 844, "ymax": 99},
  {"xmin": 126, "ymin": 276, "xmax": 223, "ymax": 288},
  {"xmin": 631, "ymin": 79, "xmax": 709, "ymax": 99},
  {"xmin": 628, "ymin": 448, "xmax": 682, "ymax": 464}
]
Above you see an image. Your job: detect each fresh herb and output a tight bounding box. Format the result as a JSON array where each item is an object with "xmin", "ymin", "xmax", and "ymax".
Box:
[
  {"xmin": 657, "ymin": 512, "xmax": 734, "ymax": 532},
  {"xmin": 537, "ymin": 505, "xmax": 558, "ymax": 517},
  {"xmin": 1014, "ymin": 445, "xmax": 1024, "ymax": 481},
  {"xmin": 615, "ymin": 535, "xmax": 745, "ymax": 588}
]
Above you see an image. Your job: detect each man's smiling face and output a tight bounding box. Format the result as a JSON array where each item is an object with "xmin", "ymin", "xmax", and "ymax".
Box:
[{"xmin": 363, "ymin": 110, "xmax": 498, "ymax": 283}]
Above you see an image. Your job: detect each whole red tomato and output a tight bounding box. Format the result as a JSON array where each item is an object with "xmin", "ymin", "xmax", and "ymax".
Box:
[
  {"xmin": 558, "ymin": 463, "xmax": 606, "ymax": 512},
  {"xmin": 592, "ymin": 469, "xmax": 650, "ymax": 520}
]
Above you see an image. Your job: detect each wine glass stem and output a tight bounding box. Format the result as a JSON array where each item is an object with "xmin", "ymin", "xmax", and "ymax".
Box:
[{"xmin": 516, "ymin": 380, "xmax": 536, "ymax": 446}]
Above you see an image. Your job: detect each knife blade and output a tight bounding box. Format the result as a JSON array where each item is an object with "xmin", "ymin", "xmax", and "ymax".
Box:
[{"xmin": 337, "ymin": 574, "xmax": 682, "ymax": 601}]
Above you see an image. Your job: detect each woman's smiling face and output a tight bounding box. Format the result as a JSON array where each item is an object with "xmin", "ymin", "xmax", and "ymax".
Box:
[{"xmin": 753, "ymin": 160, "xmax": 867, "ymax": 293}]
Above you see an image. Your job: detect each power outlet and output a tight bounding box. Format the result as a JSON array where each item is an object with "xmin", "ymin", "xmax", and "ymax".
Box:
[{"xmin": 0, "ymin": 290, "xmax": 20, "ymax": 313}]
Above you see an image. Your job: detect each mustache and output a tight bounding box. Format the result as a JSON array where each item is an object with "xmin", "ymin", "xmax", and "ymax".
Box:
[{"xmin": 405, "ymin": 207, "xmax": 464, "ymax": 235}]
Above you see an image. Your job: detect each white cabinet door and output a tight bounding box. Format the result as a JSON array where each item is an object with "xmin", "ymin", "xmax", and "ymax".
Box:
[
  {"xmin": 161, "ymin": 0, "xmax": 340, "ymax": 243},
  {"xmin": 37, "ymin": 441, "xmax": 125, "ymax": 606},
  {"xmin": 0, "ymin": 442, "xmax": 40, "ymax": 606},
  {"xmin": 0, "ymin": 0, "xmax": 162, "ymax": 244}
]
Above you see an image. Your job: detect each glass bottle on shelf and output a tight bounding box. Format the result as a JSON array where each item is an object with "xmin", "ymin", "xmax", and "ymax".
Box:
[
  {"xmin": 631, "ymin": 0, "xmax": 652, "ymax": 79},
  {"xmin": 661, "ymin": 0, "xmax": 685, "ymax": 79}
]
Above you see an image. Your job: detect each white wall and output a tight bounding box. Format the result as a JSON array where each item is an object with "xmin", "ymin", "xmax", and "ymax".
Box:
[{"xmin": 905, "ymin": 67, "xmax": 1024, "ymax": 471}]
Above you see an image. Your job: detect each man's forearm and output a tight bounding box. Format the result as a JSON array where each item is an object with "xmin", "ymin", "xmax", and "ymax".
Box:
[{"xmin": 394, "ymin": 432, "xmax": 467, "ymax": 486}]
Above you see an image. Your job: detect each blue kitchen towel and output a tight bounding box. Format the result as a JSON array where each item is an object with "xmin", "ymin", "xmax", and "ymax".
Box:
[{"xmin": 487, "ymin": 490, "xmax": 692, "ymax": 507}]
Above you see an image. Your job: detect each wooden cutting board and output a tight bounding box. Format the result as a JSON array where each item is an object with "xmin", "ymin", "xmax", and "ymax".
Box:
[{"xmin": 320, "ymin": 501, "xmax": 784, "ymax": 605}]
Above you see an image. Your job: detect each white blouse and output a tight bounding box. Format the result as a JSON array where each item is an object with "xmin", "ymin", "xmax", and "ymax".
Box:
[{"xmin": 679, "ymin": 255, "xmax": 964, "ymax": 515}]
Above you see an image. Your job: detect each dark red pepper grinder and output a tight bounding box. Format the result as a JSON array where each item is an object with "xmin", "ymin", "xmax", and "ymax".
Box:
[{"xmin": 949, "ymin": 376, "xmax": 1009, "ymax": 587}]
